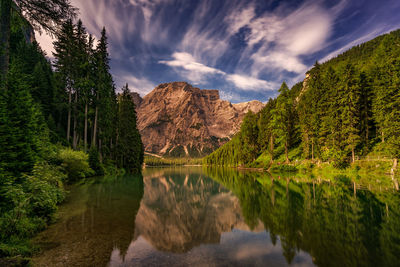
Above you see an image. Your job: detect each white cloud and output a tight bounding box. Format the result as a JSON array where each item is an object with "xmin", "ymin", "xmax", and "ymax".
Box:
[
  {"xmin": 116, "ymin": 74, "xmax": 156, "ymax": 96},
  {"xmin": 160, "ymin": 52, "xmax": 224, "ymax": 75},
  {"xmin": 159, "ymin": 51, "xmax": 274, "ymax": 91},
  {"xmin": 226, "ymin": 74, "xmax": 275, "ymax": 91},
  {"xmin": 159, "ymin": 52, "xmax": 225, "ymax": 84},
  {"xmin": 230, "ymin": 1, "xmax": 336, "ymax": 76}
]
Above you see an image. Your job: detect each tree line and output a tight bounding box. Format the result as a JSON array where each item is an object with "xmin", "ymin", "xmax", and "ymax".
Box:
[
  {"xmin": 52, "ymin": 19, "xmax": 143, "ymax": 171},
  {"xmin": 0, "ymin": 0, "xmax": 143, "ymax": 257},
  {"xmin": 205, "ymin": 29, "xmax": 400, "ymax": 169}
]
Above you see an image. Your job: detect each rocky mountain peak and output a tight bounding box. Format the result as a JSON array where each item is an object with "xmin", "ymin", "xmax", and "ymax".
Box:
[{"xmin": 135, "ymin": 82, "xmax": 264, "ymax": 157}]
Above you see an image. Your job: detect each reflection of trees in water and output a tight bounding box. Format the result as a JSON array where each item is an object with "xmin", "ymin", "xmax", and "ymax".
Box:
[
  {"xmin": 33, "ymin": 175, "xmax": 144, "ymax": 266},
  {"xmin": 205, "ymin": 167, "xmax": 400, "ymax": 266},
  {"xmin": 134, "ymin": 168, "xmax": 250, "ymax": 253}
]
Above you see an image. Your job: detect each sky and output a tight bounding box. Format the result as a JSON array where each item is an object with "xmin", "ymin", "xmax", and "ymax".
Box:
[{"xmin": 36, "ymin": 0, "xmax": 400, "ymax": 103}]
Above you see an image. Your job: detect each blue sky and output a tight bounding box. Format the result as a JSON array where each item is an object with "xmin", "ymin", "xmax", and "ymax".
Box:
[{"xmin": 37, "ymin": 0, "xmax": 400, "ymax": 103}]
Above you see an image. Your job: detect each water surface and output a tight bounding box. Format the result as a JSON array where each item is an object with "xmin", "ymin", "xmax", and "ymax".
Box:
[{"xmin": 32, "ymin": 167, "xmax": 400, "ymax": 266}]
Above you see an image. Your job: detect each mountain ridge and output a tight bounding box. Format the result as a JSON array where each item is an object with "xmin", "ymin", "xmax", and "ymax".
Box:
[{"xmin": 134, "ymin": 82, "xmax": 264, "ymax": 157}]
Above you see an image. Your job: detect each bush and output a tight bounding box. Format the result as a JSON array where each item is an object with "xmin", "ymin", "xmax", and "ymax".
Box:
[
  {"xmin": 332, "ymin": 151, "xmax": 350, "ymax": 169},
  {"xmin": 24, "ymin": 162, "xmax": 66, "ymax": 219},
  {"xmin": 0, "ymin": 162, "xmax": 66, "ymax": 257},
  {"xmin": 334, "ymin": 175, "xmax": 352, "ymax": 185},
  {"xmin": 270, "ymin": 164, "xmax": 298, "ymax": 173},
  {"xmin": 57, "ymin": 148, "xmax": 94, "ymax": 181},
  {"xmin": 89, "ymin": 147, "xmax": 104, "ymax": 176}
]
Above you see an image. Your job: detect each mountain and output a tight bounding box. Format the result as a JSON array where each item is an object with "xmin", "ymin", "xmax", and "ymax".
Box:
[{"xmin": 135, "ymin": 82, "xmax": 264, "ymax": 157}]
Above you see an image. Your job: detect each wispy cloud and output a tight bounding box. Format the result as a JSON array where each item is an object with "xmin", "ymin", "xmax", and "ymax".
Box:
[
  {"xmin": 159, "ymin": 51, "xmax": 275, "ymax": 91},
  {"xmin": 34, "ymin": 0, "xmax": 400, "ymax": 102},
  {"xmin": 115, "ymin": 74, "xmax": 156, "ymax": 96},
  {"xmin": 226, "ymin": 74, "xmax": 275, "ymax": 91},
  {"xmin": 229, "ymin": 1, "xmax": 341, "ymax": 76},
  {"xmin": 159, "ymin": 52, "xmax": 224, "ymax": 84}
]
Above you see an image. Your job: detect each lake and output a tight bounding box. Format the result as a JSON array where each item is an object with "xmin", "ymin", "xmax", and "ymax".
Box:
[{"xmin": 32, "ymin": 167, "xmax": 400, "ymax": 266}]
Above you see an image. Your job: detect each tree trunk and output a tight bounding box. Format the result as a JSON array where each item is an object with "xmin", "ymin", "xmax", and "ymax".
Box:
[
  {"xmin": 285, "ymin": 140, "xmax": 289, "ymax": 163},
  {"xmin": 0, "ymin": 0, "xmax": 11, "ymax": 86},
  {"xmin": 92, "ymin": 95, "xmax": 98, "ymax": 148},
  {"xmin": 67, "ymin": 88, "xmax": 72, "ymax": 142},
  {"xmin": 84, "ymin": 102, "xmax": 88, "ymax": 152},
  {"xmin": 72, "ymin": 91, "xmax": 77, "ymax": 149},
  {"xmin": 382, "ymin": 131, "xmax": 385, "ymax": 143},
  {"xmin": 392, "ymin": 158, "xmax": 398, "ymax": 176},
  {"xmin": 352, "ymin": 147, "xmax": 355, "ymax": 163}
]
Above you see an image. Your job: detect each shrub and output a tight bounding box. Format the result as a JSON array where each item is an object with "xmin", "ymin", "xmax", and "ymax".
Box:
[
  {"xmin": 334, "ymin": 175, "xmax": 352, "ymax": 186},
  {"xmin": 89, "ymin": 147, "xmax": 104, "ymax": 176},
  {"xmin": 57, "ymin": 148, "xmax": 94, "ymax": 181},
  {"xmin": 0, "ymin": 162, "xmax": 66, "ymax": 257},
  {"xmin": 332, "ymin": 151, "xmax": 350, "ymax": 169},
  {"xmin": 24, "ymin": 162, "xmax": 66, "ymax": 219},
  {"xmin": 270, "ymin": 164, "xmax": 298, "ymax": 173}
]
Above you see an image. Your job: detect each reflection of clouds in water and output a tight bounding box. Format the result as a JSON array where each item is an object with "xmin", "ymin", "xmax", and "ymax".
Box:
[{"xmin": 110, "ymin": 230, "xmax": 314, "ymax": 266}]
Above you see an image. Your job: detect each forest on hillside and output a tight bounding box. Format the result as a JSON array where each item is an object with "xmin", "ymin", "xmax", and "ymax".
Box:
[
  {"xmin": 205, "ymin": 29, "xmax": 400, "ymax": 169},
  {"xmin": 0, "ymin": 1, "xmax": 143, "ymax": 257}
]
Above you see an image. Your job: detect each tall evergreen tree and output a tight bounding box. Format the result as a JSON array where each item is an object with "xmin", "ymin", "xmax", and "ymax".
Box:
[
  {"xmin": 53, "ymin": 19, "xmax": 75, "ymax": 142},
  {"xmin": 272, "ymin": 82, "xmax": 294, "ymax": 163},
  {"xmin": 116, "ymin": 84, "xmax": 143, "ymax": 172},
  {"xmin": 0, "ymin": 0, "xmax": 76, "ymax": 85},
  {"xmin": 240, "ymin": 111, "xmax": 259, "ymax": 164},
  {"xmin": 340, "ymin": 64, "xmax": 361, "ymax": 163}
]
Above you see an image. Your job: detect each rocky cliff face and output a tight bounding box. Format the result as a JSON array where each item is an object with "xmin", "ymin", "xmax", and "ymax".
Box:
[{"xmin": 135, "ymin": 82, "xmax": 264, "ymax": 157}]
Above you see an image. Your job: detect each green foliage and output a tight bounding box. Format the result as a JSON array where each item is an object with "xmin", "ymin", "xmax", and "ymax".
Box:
[
  {"xmin": 205, "ymin": 29, "xmax": 400, "ymax": 170},
  {"xmin": 57, "ymin": 148, "xmax": 94, "ymax": 181},
  {"xmin": 116, "ymin": 84, "xmax": 144, "ymax": 172},
  {"xmin": 144, "ymin": 156, "xmax": 202, "ymax": 166},
  {"xmin": 89, "ymin": 146, "xmax": 104, "ymax": 176},
  {"xmin": 269, "ymin": 164, "xmax": 298, "ymax": 173},
  {"xmin": 0, "ymin": 163, "xmax": 66, "ymax": 257}
]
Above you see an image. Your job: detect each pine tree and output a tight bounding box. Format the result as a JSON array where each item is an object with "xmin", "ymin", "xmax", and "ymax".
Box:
[
  {"xmin": 340, "ymin": 64, "xmax": 361, "ymax": 163},
  {"xmin": 258, "ymin": 98, "xmax": 276, "ymax": 161},
  {"xmin": 116, "ymin": 84, "xmax": 143, "ymax": 172},
  {"xmin": 272, "ymin": 82, "xmax": 294, "ymax": 163},
  {"xmin": 94, "ymin": 27, "xmax": 116, "ymax": 159},
  {"xmin": 240, "ymin": 111, "xmax": 259, "ymax": 164},
  {"xmin": 1, "ymin": 0, "xmax": 77, "ymax": 85},
  {"xmin": 53, "ymin": 19, "xmax": 76, "ymax": 143}
]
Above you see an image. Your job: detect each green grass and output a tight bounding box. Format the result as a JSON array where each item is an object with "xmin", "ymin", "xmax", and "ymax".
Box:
[{"xmin": 144, "ymin": 155, "xmax": 203, "ymax": 166}]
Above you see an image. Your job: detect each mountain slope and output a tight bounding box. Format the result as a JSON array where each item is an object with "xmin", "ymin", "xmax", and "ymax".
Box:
[
  {"xmin": 205, "ymin": 29, "xmax": 400, "ymax": 167},
  {"xmin": 135, "ymin": 82, "xmax": 264, "ymax": 157}
]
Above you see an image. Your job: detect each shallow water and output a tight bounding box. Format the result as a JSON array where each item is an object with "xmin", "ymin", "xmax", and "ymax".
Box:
[{"xmin": 32, "ymin": 167, "xmax": 400, "ymax": 266}]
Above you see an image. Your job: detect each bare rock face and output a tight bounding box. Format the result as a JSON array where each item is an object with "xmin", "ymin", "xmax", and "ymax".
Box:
[{"xmin": 135, "ymin": 82, "xmax": 264, "ymax": 157}]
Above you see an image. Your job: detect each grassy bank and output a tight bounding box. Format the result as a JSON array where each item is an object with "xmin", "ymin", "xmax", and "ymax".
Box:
[{"xmin": 144, "ymin": 155, "xmax": 203, "ymax": 166}]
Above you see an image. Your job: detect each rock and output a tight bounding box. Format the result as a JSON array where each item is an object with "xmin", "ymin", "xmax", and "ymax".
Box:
[{"xmin": 135, "ymin": 82, "xmax": 264, "ymax": 157}]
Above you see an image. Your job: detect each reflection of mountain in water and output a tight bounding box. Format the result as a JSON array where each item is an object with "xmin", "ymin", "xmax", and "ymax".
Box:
[{"xmin": 134, "ymin": 167, "xmax": 262, "ymax": 253}]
